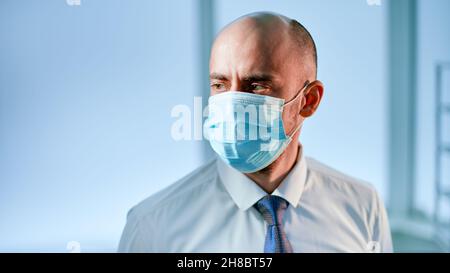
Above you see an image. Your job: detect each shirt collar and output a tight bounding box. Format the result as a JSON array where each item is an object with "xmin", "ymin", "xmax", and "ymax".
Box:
[{"xmin": 217, "ymin": 144, "xmax": 308, "ymax": 211}]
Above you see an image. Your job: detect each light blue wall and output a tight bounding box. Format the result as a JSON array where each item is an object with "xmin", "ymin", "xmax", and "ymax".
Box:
[{"xmin": 0, "ymin": 0, "xmax": 203, "ymax": 251}]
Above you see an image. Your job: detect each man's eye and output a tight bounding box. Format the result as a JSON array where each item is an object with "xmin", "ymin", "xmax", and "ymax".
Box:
[
  {"xmin": 251, "ymin": 84, "xmax": 268, "ymax": 91},
  {"xmin": 211, "ymin": 83, "xmax": 226, "ymax": 91}
]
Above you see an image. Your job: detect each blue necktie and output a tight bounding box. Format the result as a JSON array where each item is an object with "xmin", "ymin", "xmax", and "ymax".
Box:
[{"xmin": 254, "ymin": 195, "xmax": 293, "ymax": 253}]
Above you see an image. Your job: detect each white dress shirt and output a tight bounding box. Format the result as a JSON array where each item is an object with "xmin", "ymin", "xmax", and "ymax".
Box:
[{"xmin": 118, "ymin": 147, "xmax": 393, "ymax": 253}]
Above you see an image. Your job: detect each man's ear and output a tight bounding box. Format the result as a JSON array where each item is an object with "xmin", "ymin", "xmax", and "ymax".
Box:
[{"xmin": 299, "ymin": 80, "xmax": 324, "ymax": 118}]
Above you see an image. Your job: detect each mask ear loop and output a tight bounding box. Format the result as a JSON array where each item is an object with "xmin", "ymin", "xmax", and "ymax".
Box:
[
  {"xmin": 283, "ymin": 81, "xmax": 310, "ymax": 137},
  {"xmin": 287, "ymin": 120, "xmax": 303, "ymax": 138},
  {"xmin": 284, "ymin": 81, "xmax": 310, "ymax": 107}
]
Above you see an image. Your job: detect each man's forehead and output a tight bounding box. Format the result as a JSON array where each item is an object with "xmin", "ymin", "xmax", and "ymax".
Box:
[
  {"xmin": 210, "ymin": 34, "xmax": 291, "ymax": 80},
  {"xmin": 211, "ymin": 45, "xmax": 277, "ymax": 70}
]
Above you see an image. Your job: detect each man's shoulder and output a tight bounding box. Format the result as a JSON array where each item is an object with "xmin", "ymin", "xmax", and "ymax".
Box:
[
  {"xmin": 303, "ymin": 157, "xmax": 392, "ymax": 252},
  {"xmin": 127, "ymin": 158, "xmax": 218, "ymax": 221},
  {"xmin": 304, "ymin": 156, "xmax": 380, "ymax": 207}
]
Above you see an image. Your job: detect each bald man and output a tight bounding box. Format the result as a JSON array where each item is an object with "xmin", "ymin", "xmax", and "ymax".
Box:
[{"xmin": 118, "ymin": 12, "xmax": 392, "ymax": 253}]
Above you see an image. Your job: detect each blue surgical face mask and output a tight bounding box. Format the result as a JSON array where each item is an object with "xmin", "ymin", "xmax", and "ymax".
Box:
[{"xmin": 204, "ymin": 83, "xmax": 308, "ymax": 173}]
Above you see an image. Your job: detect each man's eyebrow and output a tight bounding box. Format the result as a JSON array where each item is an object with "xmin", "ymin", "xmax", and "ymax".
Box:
[
  {"xmin": 209, "ymin": 73, "xmax": 228, "ymax": 81},
  {"xmin": 242, "ymin": 73, "xmax": 274, "ymax": 82},
  {"xmin": 209, "ymin": 73, "xmax": 275, "ymax": 81}
]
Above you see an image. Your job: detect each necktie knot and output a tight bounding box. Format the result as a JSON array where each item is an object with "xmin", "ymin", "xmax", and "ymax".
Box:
[{"xmin": 254, "ymin": 195, "xmax": 289, "ymax": 226}]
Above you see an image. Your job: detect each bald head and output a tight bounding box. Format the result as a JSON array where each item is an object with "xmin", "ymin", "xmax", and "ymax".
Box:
[
  {"xmin": 210, "ymin": 12, "xmax": 317, "ymax": 86},
  {"xmin": 288, "ymin": 17, "xmax": 318, "ymax": 77}
]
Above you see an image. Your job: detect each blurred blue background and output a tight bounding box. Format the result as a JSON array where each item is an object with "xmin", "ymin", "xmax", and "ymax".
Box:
[{"xmin": 0, "ymin": 0, "xmax": 449, "ymax": 252}]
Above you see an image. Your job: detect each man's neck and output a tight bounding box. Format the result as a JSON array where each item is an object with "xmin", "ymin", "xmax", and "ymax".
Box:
[{"xmin": 245, "ymin": 142, "xmax": 301, "ymax": 194}]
